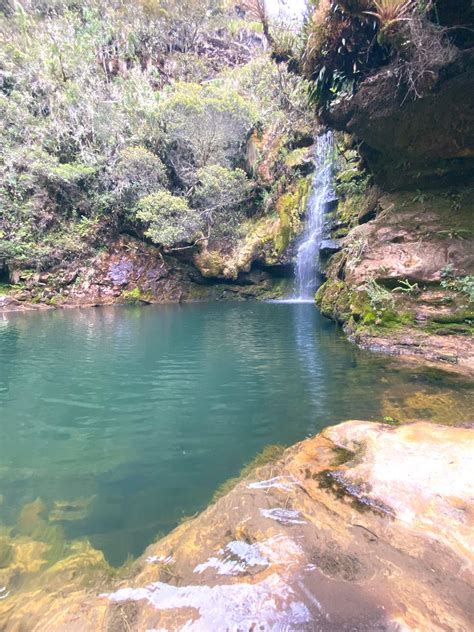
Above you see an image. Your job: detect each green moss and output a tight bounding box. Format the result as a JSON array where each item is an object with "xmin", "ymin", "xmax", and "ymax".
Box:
[
  {"xmin": 425, "ymin": 319, "xmax": 473, "ymax": 336},
  {"xmin": 358, "ymin": 306, "xmax": 414, "ymax": 331},
  {"xmin": 275, "ymin": 177, "xmax": 310, "ymax": 253},
  {"xmin": 382, "ymin": 416, "xmax": 400, "ymax": 426},
  {"xmin": 46, "ymin": 295, "xmax": 63, "ymax": 306},
  {"xmin": 284, "ymin": 147, "xmax": 308, "ymax": 169},
  {"xmin": 212, "ymin": 444, "xmax": 286, "ymax": 503},
  {"xmin": 336, "ymin": 194, "xmax": 364, "ymax": 225},
  {"xmin": 121, "ymin": 287, "xmax": 147, "ymax": 304},
  {"xmin": 316, "ymin": 278, "xmax": 351, "ymax": 321},
  {"xmin": 317, "ymin": 280, "xmax": 414, "ymax": 332},
  {"xmin": 429, "ymin": 310, "xmax": 474, "ymax": 325},
  {"xmin": 331, "ymin": 446, "xmax": 355, "ymax": 466},
  {"xmin": 431, "ymin": 325, "xmax": 472, "ymax": 336},
  {"xmin": 194, "ymin": 250, "xmax": 225, "ymax": 278},
  {"xmin": 261, "ymin": 278, "xmax": 293, "ymax": 300}
]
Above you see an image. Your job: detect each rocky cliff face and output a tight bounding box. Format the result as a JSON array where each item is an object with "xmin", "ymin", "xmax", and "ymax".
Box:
[
  {"xmin": 312, "ymin": 23, "xmax": 474, "ymax": 373},
  {"xmin": 291, "ymin": 0, "xmax": 472, "ymax": 371},
  {"xmin": 1, "ymin": 235, "xmax": 290, "ymax": 311},
  {"xmin": 1, "ymin": 420, "xmax": 473, "ymax": 630},
  {"xmin": 326, "ymin": 50, "xmax": 474, "ymax": 190},
  {"xmin": 317, "ymin": 186, "xmax": 474, "ymax": 374}
]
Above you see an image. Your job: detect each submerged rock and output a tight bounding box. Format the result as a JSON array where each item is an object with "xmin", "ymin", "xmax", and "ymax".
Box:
[{"xmin": 1, "ymin": 420, "xmax": 472, "ymax": 630}]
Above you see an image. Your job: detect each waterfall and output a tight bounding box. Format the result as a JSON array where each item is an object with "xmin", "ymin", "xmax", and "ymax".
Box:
[{"xmin": 294, "ymin": 132, "xmax": 334, "ymax": 301}]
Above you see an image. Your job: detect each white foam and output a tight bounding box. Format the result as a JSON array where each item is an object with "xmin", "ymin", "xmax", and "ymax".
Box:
[
  {"xmin": 0, "ymin": 586, "xmax": 10, "ymax": 600},
  {"xmin": 194, "ymin": 540, "xmax": 269, "ymax": 576},
  {"xmin": 146, "ymin": 554, "xmax": 174, "ymax": 565}
]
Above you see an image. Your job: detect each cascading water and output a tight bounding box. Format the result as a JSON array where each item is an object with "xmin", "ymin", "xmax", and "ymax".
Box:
[{"xmin": 294, "ymin": 131, "xmax": 335, "ymax": 301}]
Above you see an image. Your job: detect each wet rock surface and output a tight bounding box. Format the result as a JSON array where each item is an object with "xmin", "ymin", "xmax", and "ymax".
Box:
[
  {"xmin": 1, "ymin": 420, "xmax": 473, "ymax": 631},
  {"xmin": 0, "ymin": 295, "xmax": 52, "ymax": 313}
]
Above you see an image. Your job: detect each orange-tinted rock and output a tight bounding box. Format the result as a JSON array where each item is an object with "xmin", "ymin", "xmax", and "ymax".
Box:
[{"xmin": 1, "ymin": 420, "xmax": 472, "ymax": 630}]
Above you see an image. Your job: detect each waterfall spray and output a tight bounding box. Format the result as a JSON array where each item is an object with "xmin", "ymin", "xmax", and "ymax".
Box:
[{"xmin": 294, "ymin": 132, "xmax": 334, "ymax": 301}]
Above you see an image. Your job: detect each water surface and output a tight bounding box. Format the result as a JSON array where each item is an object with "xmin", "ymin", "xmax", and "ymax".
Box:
[{"xmin": 0, "ymin": 302, "xmax": 471, "ymax": 565}]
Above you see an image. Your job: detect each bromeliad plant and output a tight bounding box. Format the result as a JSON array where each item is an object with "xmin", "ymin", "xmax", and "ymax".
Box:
[
  {"xmin": 364, "ymin": 0, "xmax": 416, "ymax": 47},
  {"xmin": 364, "ymin": 0, "xmax": 414, "ymax": 26}
]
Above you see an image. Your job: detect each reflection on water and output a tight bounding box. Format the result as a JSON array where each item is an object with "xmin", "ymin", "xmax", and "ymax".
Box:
[{"xmin": 0, "ymin": 302, "xmax": 472, "ymax": 574}]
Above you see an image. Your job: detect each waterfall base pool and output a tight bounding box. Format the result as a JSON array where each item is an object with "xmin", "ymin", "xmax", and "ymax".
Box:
[{"xmin": 0, "ymin": 302, "xmax": 472, "ymax": 567}]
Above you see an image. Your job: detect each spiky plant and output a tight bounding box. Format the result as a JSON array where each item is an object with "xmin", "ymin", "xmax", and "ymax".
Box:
[{"xmin": 365, "ymin": 0, "xmax": 414, "ymax": 26}]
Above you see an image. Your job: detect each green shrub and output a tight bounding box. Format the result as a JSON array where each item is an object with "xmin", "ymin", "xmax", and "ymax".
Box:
[
  {"xmin": 112, "ymin": 146, "xmax": 168, "ymax": 210},
  {"xmin": 158, "ymin": 82, "xmax": 257, "ymax": 182},
  {"xmin": 136, "ymin": 191, "xmax": 202, "ymax": 248},
  {"xmin": 192, "ymin": 165, "xmax": 251, "ymax": 237}
]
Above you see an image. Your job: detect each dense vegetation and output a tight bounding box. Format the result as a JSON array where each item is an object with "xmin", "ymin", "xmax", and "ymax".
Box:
[
  {"xmin": 0, "ymin": 0, "xmax": 311, "ymax": 277},
  {"xmin": 296, "ymin": 0, "xmax": 473, "ymax": 109}
]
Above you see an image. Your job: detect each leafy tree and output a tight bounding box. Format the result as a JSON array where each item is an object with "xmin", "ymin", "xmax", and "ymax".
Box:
[
  {"xmin": 135, "ymin": 191, "xmax": 202, "ymax": 247},
  {"xmin": 0, "ymin": 0, "xmax": 313, "ymax": 273},
  {"xmin": 193, "ymin": 164, "xmax": 251, "ymax": 236},
  {"xmin": 111, "ymin": 146, "xmax": 168, "ymax": 211},
  {"xmin": 158, "ymin": 82, "xmax": 257, "ymax": 183}
]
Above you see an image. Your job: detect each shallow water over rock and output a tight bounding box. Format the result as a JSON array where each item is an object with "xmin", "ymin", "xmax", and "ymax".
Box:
[
  {"xmin": 0, "ymin": 302, "xmax": 472, "ymax": 573},
  {"xmin": 2, "ymin": 420, "xmax": 473, "ymax": 631}
]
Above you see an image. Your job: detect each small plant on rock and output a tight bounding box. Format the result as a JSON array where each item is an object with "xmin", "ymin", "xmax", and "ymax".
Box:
[
  {"xmin": 441, "ymin": 275, "xmax": 474, "ymax": 303},
  {"xmin": 392, "ymin": 279, "xmax": 420, "ymax": 295},
  {"xmin": 365, "ymin": 0, "xmax": 414, "ymax": 28},
  {"xmin": 365, "ymin": 278, "xmax": 395, "ymax": 309}
]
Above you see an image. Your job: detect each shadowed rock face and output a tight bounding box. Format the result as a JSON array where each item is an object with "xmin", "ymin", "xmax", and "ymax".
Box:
[
  {"xmin": 1, "ymin": 420, "xmax": 472, "ymax": 630},
  {"xmin": 326, "ymin": 50, "xmax": 474, "ymax": 189}
]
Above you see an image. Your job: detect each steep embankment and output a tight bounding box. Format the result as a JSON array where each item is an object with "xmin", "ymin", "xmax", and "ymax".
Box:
[
  {"xmin": 317, "ymin": 185, "xmax": 474, "ymax": 374},
  {"xmin": 1, "ymin": 420, "xmax": 473, "ymax": 630},
  {"xmin": 309, "ymin": 2, "xmax": 474, "ymax": 373}
]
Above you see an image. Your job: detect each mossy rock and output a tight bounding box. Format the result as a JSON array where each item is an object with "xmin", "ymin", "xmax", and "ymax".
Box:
[
  {"xmin": 120, "ymin": 287, "xmax": 151, "ymax": 304},
  {"xmin": 429, "ymin": 310, "xmax": 474, "ymax": 325},
  {"xmin": 284, "ymin": 147, "xmax": 309, "ymax": 169},
  {"xmin": 317, "ymin": 280, "xmax": 414, "ymax": 331},
  {"xmin": 426, "ymin": 319, "xmax": 473, "ymax": 335},
  {"xmin": 336, "ymin": 168, "xmax": 360, "ymax": 184},
  {"xmin": 315, "ymin": 279, "xmax": 351, "ymax": 321},
  {"xmin": 337, "ymin": 195, "xmax": 365, "ymax": 226},
  {"xmin": 431, "ymin": 325, "xmax": 472, "ymax": 336},
  {"xmin": 274, "ymin": 177, "xmax": 310, "ymax": 253},
  {"xmin": 351, "ymin": 289, "xmax": 414, "ymax": 330},
  {"xmin": 194, "ymin": 249, "xmax": 226, "ymax": 278}
]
